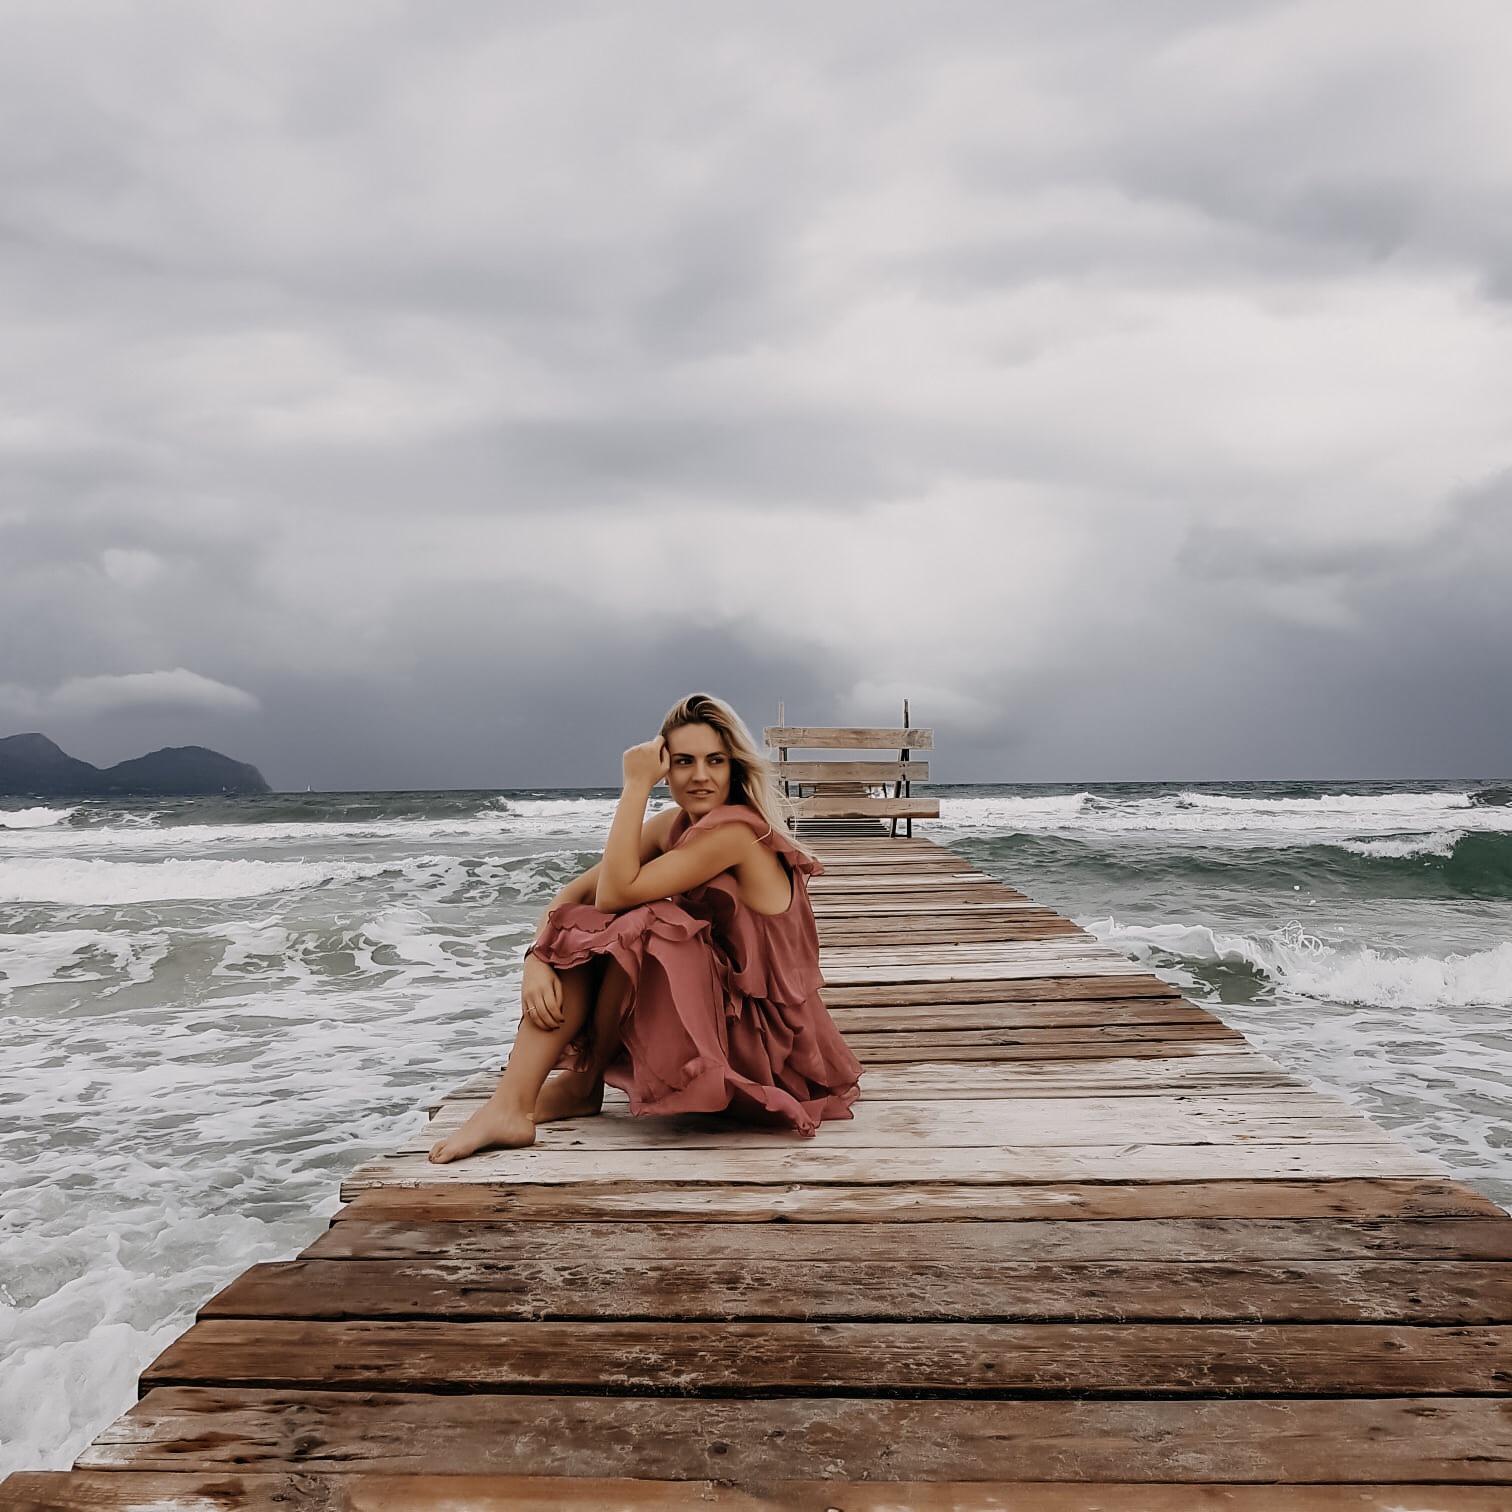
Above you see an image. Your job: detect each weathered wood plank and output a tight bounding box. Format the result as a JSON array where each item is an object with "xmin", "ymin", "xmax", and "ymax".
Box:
[
  {"xmin": 820, "ymin": 959, "xmax": 1165, "ymax": 985},
  {"xmin": 342, "ymin": 1141, "xmax": 1446, "ymax": 1197},
  {"xmin": 764, "ymin": 726, "xmax": 934, "ymax": 749},
  {"xmin": 790, "ymin": 796, "xmax": 941, "ymax": 819},
  {"xmin": 819, "ymin": 975, "xmax": 1182, "ymax": 1005},
  {"xmin": 435, "ymin": 1053, "xmax": 1303, "ymax": 1105},
  {"xmin": 414, "ymin": 1095, "xmax": 1393, "ymax": 1153},
  {"xmin": 844, "ymin": 1027, "xmax": 1245, "ymax": 1061},
  {"xmin": 816, "ymin": 913, "xmax": 1088, "ymax": 937},
  {"xmin": 7, "ymin": 1472, "xmax": 1512, "ymax": 1512},
  {"xmin": 331, "ymin": 1177, "xmax": 1504, "ymax": 1224},
  {"xmin": 777, "ymin": 760, "xmax": 931, "ymax": 783},
  {"xmin": 81, "ymin": 1388, "xmax": 1512, "ymax": 1479},
  {"xmin": 816, "ymin": 893, "xmax": 1050, "ymax": 912},
  {"xmin": 141, "ymin": 1317, "xmax": 1512, "ymax": 1395},
  {"xmin": 823, "ymin": 1001, "xmax": 1217, "ymax": 1029},
  {"xmin": 303, "ymin": 1216, "xmax": 1512, "ymax": 1265},
  {"xmin": 820, "ymin": 943, "xmax": 1138, "ymax": 969},
  {"xmin": 808, "ymin": 878, "xmax": 1011, "ymax": 894},
  {"xmin": 202, "ymin": 1256, "xmax": 1512, "ymax": 1325},
  {"xmin": 840, "ymin": 1053, "xmax": 1300, "ymax": 1093}
]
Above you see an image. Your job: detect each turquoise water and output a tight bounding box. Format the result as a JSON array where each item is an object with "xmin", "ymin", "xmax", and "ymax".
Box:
[{"xmin": 2, "ymin": 780, "xmax": 1510, "ymax": 1471}]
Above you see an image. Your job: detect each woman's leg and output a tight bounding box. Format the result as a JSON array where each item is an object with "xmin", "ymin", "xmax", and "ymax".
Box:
[
  {"xmin": 428, "ymin": 962, "xmax": 596, "ymax": 1162},
  {"xmin": 534, "ymin": 957, "xmax": 631, "ymax": 1122}
]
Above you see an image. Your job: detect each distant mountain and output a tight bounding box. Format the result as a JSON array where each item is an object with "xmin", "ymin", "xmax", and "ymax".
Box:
[{"xmin": 0, "ymin": 733, "xmax": 270, "ymax": 797}]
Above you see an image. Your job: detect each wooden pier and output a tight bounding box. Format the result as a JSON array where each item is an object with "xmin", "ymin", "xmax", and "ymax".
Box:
[{"xmin": 5, "ymin": 835, "xmax": 1512, "ymax": 1508}]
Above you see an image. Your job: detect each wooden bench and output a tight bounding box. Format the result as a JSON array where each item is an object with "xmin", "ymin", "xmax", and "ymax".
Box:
[{"xmin": 765, "ymin": 706, "xmax": 938, "ymax": 836}]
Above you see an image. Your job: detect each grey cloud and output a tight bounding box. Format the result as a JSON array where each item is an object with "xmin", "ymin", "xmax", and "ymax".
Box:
[
  {"xmin": 249, "ymin": 580, "xmax": 857, "ymax": 790},
  {"xmin": 2, "ymin": 1, "xmax": 1511, "ymax": 785}
]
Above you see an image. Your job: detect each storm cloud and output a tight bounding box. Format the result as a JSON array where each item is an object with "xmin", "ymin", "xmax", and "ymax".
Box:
[{"xmin": 3, "ymin": 0, "xmax": 1510, "ymax": 787}]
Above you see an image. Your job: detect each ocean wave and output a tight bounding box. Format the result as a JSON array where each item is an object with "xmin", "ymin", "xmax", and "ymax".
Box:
[
  {"xmin": 0, "ymin": 806, "xmax": 628, "ymax": 856},
  {"xmin": 955, "ymin": 827, "xmax": 1512, "ymax": 901},
  {"xmin": 937, "ymin": 788, "xmax": 1512, "ymax": 841},
  {"xmin": 0, "ymin": 930, "xmax": 169, "ymax": 1001},
  {"xmin": 1301, "ymin": 832, "xmax": 1512, "ymax": 899},
  {"xmin": 1088, "ymin": 916, "xmax": 1512, "ymax": 1010},
  {"xmin": 0, "ymin": 857, "xmax": 377, "ymax": 905},
  {"xmin": 0, "ymin": 807, "xmax": 75, "ymax": 829},
  {"xmin": 1470, "ymin": 786, "xmax": 1512, "ymax": 807}
]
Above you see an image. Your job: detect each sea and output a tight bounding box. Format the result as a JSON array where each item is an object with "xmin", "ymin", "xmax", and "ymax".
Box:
[{"xmin": 2, "ymin": 779, "xmax": 1511, "ymax": 1472}]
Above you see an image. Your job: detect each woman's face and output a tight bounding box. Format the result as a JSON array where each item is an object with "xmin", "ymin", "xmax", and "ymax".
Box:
[{"xmin": 664, "ymin": 722, "xmax": 733, "ymax": 818}]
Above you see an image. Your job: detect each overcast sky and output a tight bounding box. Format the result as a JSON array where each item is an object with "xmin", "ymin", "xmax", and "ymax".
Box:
[{"xmin": 3, "ymin": 0, "xmax": 1511, "ymax": 789}]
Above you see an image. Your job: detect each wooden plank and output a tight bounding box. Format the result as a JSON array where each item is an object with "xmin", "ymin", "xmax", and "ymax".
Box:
[
  {"xmin": 141, "ymin": 1318, "xmax": 1512, "ymax": 1396},
  {"xmin": 435, "ymin": 1052, "xmax": 1302, "ymax": 1105},
  {"xmin": 413, "ymin": 1095, "xmax": 1395, "ymax": 1152},
  {"xmin": 815, "ymin": 888, "xmax": 1045, "ymax": 907},
  {"xmin": 341, "ymin": 1142, "xmax": 1446, "ymax": 1197},
  {"xmin": 848, "ymin": 1053, "xmax": 1300, "ymax": 1092},
  {"xmin": 8, "ymin": 1472, "xmax": 1512, "ymax": 1512},
  {"xmin": 201, "ymin": 1256, "xmax": 1512, "ymax": 1325},
  {"xmin": 83, "ymin": 1389, "xmax": 1512, "ymax": 1479},
  {"xmin": 764, "ymin": 726, "xmax": 934, "ymax": 749},
  {"xmin": 824, "ymin": 1001, "xmax": 1219, "ymax": 1029},
  {"xmin": 438, "ymin": 1059, "xmax": 1295, "ymax": 1119},
  {"xmin": 820, "ymin": 912, "xmax": 1083, "ymax": 931},
  {"xmin": 791, "ymin": 796, "xmax": 941, "ymax": 819},
  {"xmin": 303, "ymin": 1217, "xmax": 1512, "ymax": 1265},
  {"xmin": 820, "ymin": 975, "xmax": 1183, "ymax": 1005},
  {"xmin": 330, "ymin": 1177, "xmax": 1505, "ymax": 1223},
  {"xmin": 818, "ymin": 958, "xmax": 1160, "ymax": 985},
  {"xmin": 820, "ymin": 920, "xmax": 1089, "ymax": 943},
  {"xmin": 776, "ymin": 760, "xmax": 931, "ymax": 783},
  {"xmin": 821, "ymin": 940, "xmax": 1129, "ymax": 962},
  {"xmin": 844, "ymin": 1026, "xmax": 1246, "ymax": 1061},
  {"xmin": 811, "ymin": 898, "xmax": 1043, "ymax": 915},
  {"xmin": 843, "ymin": 1020, "xmax": 1241, "ymax": 1044},
  {"xmin": 816, "ymin": 852, "xmax": 961, "ymax": 864}
]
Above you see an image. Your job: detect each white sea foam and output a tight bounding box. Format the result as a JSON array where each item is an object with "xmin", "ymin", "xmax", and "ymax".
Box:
[
  {"xmin": 1335, "ymin": 833, "xmax": 1462, "ymax": 859},
  {"xmin": 936, "ymin": 789, "xmax": 1512, "ymax": 843},
  {"xmin": 1087, "ymin": 915, "xmax": 1512, "ymax": 1011},
  {"xmin": 0, "ymin": 957, "xmax": 524, "ymax": 1473},
  {"xmin": 0, "ymin": 857, "xmax": 377, "ymax": 905},
  {"xmin": 0, "ymin": 807, "xmax": 74, "ymax": 829},
  {"xmin": 0, "ymin": 929, "xmax": 169, "ymax": 1000},
  {"xmin": 0, "ymin": 806, "xmax": 625, "ymax": 856}
]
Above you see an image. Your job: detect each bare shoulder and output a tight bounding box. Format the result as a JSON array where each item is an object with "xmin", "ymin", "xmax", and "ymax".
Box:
[{"xmin": 688, "ymin": 819, "xmax": 761, "ymax": 860}]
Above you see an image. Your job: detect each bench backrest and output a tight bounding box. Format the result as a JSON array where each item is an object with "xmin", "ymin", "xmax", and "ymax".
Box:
[{"xmin": 764, "ymin": 713, "xmax": 938, "ymax": 835}]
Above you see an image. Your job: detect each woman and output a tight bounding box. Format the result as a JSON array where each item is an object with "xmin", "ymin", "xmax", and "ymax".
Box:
[{"xmin": 429, "ymin": 693, "xmax": 862, "ymax": 1161}]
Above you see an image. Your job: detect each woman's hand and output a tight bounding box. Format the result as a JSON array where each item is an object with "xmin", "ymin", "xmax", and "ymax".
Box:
[
  {"xmin": 521, "ymin": 953, "xmax": 565, "ymax": 1031},
  {"xmin": 622, "ymin": 737, "xmax": 669, "ymax": 789}
]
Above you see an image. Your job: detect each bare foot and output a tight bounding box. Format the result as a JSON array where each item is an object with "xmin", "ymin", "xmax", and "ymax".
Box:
[
  {"xmin": 534, "ymin": 1070, "xmax": 605, "ymax": 1124},
  {"xmin": 428, "ymin": 1099, "xmax": 536, "ymax": 1163}
]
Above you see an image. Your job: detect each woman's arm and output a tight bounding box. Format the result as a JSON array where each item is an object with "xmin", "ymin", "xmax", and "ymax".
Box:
[
  {"xmin": 596, "ymin": 738, "xmax": 671, "ymax": 910},
  {"xmin": 596, "ymin": 824, "xmax": 757, "ymax": 911}
]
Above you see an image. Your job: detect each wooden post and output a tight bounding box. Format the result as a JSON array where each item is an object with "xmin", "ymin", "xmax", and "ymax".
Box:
[
  {"xmin": 892, "ymin": 698, "xmax": 914, "ymax": 839},
  {"xmin": 776, "ymin": 701, "xmax": 791, "ymax": 827}
]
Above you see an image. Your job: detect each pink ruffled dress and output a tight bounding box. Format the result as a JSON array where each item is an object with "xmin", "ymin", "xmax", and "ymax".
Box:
[{"xmin": 531, "ymin": 804, "xmax": 861, "ymax": 1136}]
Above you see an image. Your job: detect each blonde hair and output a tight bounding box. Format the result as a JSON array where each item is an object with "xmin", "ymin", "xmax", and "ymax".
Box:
[{"xmin": 659, "ymin": 693, "xmax": 812, "ymax": 856}]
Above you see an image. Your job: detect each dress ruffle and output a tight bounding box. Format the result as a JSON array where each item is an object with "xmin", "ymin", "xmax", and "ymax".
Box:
[{"xmin": 531, "ymin": 804, "xmax": 861, "ymax": 1137}]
